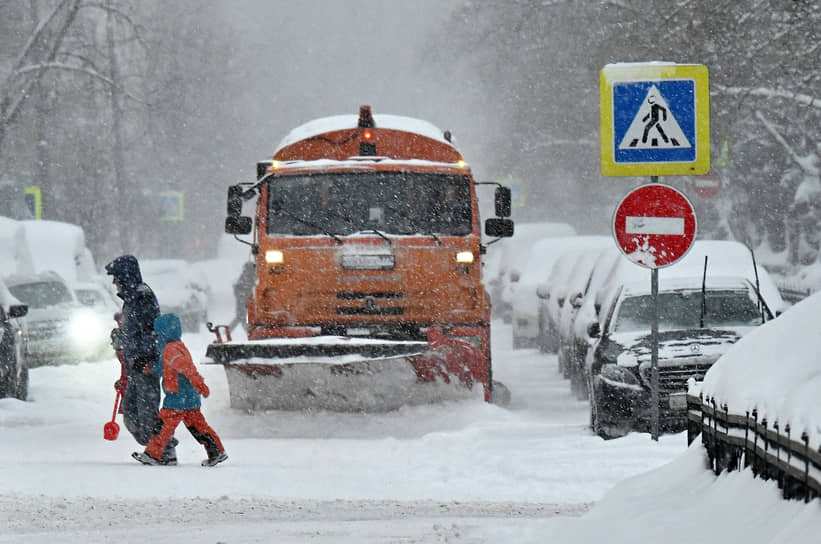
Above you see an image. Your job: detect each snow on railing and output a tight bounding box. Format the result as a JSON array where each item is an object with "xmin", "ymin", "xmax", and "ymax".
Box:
[{"xmin": 687, "ymin": 389, "xmax": 821, "ymax": 502}]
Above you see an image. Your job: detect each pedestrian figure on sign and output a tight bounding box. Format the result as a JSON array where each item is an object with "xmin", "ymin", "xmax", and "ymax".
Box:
[
  {"xmin": 105, "ymin": 255, "xmax": 178, "ymax": 464},
  {"xmin": 133, "ymin": 313, "xmax": 227, "ymax": 467},
  {"xmin": 642, "ymin": 96, "xmax": 669, "ymax": 145}
]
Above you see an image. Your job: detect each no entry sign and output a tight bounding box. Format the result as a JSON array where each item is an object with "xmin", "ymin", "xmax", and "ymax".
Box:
[
  {"xmin": 691, "ymin": 171, "xmax": 722, "ymax": 198},
  {"xmin": 612, "ymin": 184, "xmax": 697, "ymax": 269}
]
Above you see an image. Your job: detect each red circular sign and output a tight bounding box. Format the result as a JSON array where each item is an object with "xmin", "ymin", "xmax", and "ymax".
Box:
[
  {"xmin": 612, "ymin": 184, "xmax": 697, "ymax": 269},
  {"xmin": 691, "ymin": 171, "xmax": 722, "ymax": 198}
]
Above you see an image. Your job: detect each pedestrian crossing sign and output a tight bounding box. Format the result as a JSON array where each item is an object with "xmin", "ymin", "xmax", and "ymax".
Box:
[
  {"xmin": 600, "ymin": 63, "xmax": 710, "ymax": 176},
  {"xmin": 159, "ymin": 190, "xmax": 184, "ymax": 221}
]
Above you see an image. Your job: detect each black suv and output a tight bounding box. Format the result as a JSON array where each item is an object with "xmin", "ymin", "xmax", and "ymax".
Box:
[{"xmin": 586, "ymin": 277, "xmax": 771, "ymax": 439}]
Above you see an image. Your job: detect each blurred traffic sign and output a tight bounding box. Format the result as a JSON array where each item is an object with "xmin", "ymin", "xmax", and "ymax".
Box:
[
  {"xmin": 24, "ymin": 186, "xmax": 42, "ymax": 219},
  {"xmin": 600, "ymin": 63, "xmax": 710, "ymax": 176},
  {"xmin": 612, "ymin": 184, "xmax": 697, "ymax": 269},
  {"xmin": 691, "ymin": 170, "xmax": 722, "ymax": 198},
  {"xmin": 159, "ymin": 191, "xmax": 184, "ymax": 221}
]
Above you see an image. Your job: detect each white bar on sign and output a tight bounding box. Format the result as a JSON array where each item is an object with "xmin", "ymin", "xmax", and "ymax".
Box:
[{"xmin": 625, "ymin": 216, "xmax": 684, "ymax": 235}]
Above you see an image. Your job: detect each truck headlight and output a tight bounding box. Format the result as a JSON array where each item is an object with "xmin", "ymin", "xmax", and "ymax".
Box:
[
  {"xmin": 456, "ymin": 251, "xmax": 474, "ymax": 263},
  {"xmin": 265, "ymin": 250, "xmax": 284, "ymax": 264}
]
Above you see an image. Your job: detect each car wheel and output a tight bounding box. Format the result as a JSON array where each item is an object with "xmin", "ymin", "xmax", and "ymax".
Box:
[
  {"xmin": 559, "ymin": 348, "xmax": 571, "ymax": 379},
  {"xmin": 571, "ymin": 360, "xmax": 589, "ymax": 401},
  {"xmin": 590, "ymin": 380, "xmax": 618, "ymax": 440},
  {"xmin": 0, "ymin": 371, "xmax": 10, "ymax": 398},
  {"xmin": 14, "ymin": 366, "xmax": 28, "ymax": 401},
  {"xmin": 575, "ymin": 369, "xmax": 589, "ymax": 401},
  {"xmin": 589, "ymin": 380, "xmax": 600, "ymax": 433}
]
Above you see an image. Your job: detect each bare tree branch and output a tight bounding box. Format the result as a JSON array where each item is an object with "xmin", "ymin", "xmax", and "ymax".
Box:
[
  {"xmin": 715, "ymin": 84, "xmax": 820, "ymax": 110},
  {"xmin": 15, "ymin": 61, "xmax": 147, "ymax": 104},
  {"xmin": 0, "ymin": 0, "xmax": 82, "ymax": 146}
]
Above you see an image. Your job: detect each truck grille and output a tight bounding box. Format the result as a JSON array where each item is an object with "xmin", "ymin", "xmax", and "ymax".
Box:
[
  {"xmin": 337, "ymin": 306, "xmax": 404, "ymax": 316},
  {"xmin": 335, "ymin": 291, "xmax": 404, "ymax": 315},
  {"xmin": 336, "ymin": 292, "xmax": 403, "ymax": 300}
]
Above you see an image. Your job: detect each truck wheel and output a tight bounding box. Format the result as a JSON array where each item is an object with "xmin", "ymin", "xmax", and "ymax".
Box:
[{"xmin": 491, "ymin": 380, "xmax": 511, "ymax": 406}]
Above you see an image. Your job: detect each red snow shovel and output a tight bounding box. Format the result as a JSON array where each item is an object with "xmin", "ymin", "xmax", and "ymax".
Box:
[{"xmin": 104, "ymin": 391, "xmax": 122, "ymax": 441}]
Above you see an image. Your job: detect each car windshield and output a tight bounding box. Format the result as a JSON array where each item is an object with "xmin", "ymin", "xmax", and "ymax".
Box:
[
  {"xmin": 8, "ymin": 281, "xmax": 74, "ymax": 309},
  {"xmin": 613, "ymin": 289, "xmax": 763, "ymax": 332},
  {"xmin": 266, "ymin": 172, "xmax": 472, "ymax": 236}
]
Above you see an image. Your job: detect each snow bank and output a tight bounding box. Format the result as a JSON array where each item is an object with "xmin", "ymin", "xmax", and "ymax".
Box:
[{"xmin": 701, "ymin": 291, "xmax": 821, "ymax": 445}]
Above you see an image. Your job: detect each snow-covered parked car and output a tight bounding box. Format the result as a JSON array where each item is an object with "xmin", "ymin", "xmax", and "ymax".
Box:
[
  {"xmin": 19, "ymin": 219, "xmax": 98, "ymax": 285},
  {"xmin": 140, "ymin": 259, "xmax": 210, "ymax": 332},
  {"xmin": 586, "ymin": 275, "xmax": 773, "ymax": 440},
  {"xmin": 563, "ymin": 248, "xmax": 622, "ymax": 398},
  {"xmin": 532, "ymin": 236, "xmax": 612, "ymax": 353},
  {"xmin": 554, "ymin": 246, "xmax": 619, "ymax": 390},
  {"xmin": 0, "ymin": 277, "xmax": 28, "ymax": 400},
  {"xmin": 5, "ymin": 271, "xmax": 110, "ymax": 366},
  {"xmin": 486, "ymin": 221, "xmax": 576, "ymax": 322},
  {"xmin": 581, "ymin": 240, "xmax": 785, "ymax": 440},
  {"xmin": 510, "ymin": 235, "xmax": 591, "ymax": 349},
  {"xmin": 0, "ymin": 216, "xmax": 36, "ymax": 278}
]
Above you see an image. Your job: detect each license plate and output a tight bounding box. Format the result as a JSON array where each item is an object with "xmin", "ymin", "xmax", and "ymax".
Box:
[
  {"xmin": 341, "ymin": 254, "xmax": 395, "ymax": 270},
  {"xmin": 668, "ymin": 393, "xmax": 687, "ymax": 410}
]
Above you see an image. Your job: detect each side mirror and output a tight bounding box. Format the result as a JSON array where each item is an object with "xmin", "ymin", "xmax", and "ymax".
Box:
[
  {"xmin": 587, "ymin": 321, "xmax": 600, "ymax": 338},
  {"xmin": 485, "ymin": 217, "xmax": 514, "ymax": 238},
  {"xmin": 494, "ymin": 186, "xmax": 512, "ymax": 217},
  {"xmin": 8, "ymin": 304, "xmax": 28, "ymax": 318},
  {"xmin": 225, "ymin": 216, "xmax": 253, "ymax": 235},
  {"xmin": 257, "ymin": 161, "xmax": 272, "ymax": 180},
  {"xmin": 227, "ymin": 185, "xmax": 244, "ymax": 218}
]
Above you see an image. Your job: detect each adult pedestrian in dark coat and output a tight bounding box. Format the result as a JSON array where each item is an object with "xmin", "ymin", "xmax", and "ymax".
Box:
[{"xmin": 105, "ymin": 254, "xmax": 177, "ymax": 464}]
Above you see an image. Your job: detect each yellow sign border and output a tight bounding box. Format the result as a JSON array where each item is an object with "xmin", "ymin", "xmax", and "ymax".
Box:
[
  {"xmin": 159, "ymin": 190, "xmax": 184, "ymax": 221},
  {"xmin": 24, "ymin": 186, "xmax": 42, "ymax": 219},
  {"xmin": 600, "ymin": 64, "xmax": 710, "ymax": 177}
]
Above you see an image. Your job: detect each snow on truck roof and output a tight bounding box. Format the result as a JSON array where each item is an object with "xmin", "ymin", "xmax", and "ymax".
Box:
[{"xmin": 275, "ymin": 114, "xmax": 455, "ymax": 152}]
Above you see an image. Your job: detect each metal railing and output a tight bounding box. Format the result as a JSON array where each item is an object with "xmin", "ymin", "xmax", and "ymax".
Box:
[{"xmin": 687, "ymin": 392, "xmax": 821, "ymax": 502}]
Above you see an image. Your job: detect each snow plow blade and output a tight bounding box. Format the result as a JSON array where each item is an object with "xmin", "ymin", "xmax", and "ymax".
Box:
[{"xmin": 205, "ymin": 336, "xmax": 493, "ymax": 412}]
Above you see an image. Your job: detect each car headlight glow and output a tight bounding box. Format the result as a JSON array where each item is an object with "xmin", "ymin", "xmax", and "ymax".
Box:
[{"xmin": 69, "ymin": 309, "xmax": 107, "ymax": 348}]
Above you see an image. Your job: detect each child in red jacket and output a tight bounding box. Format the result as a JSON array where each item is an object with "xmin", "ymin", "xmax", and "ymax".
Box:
[{"xmin": 132, "ymin": 313, "xmax": 227, "ymax": 467}]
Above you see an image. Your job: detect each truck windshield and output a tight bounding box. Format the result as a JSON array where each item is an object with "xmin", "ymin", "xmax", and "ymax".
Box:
[
  {"xmin": 613, "ymin": 289, "xmax": 764, "ymax": 332},
  {"xmin": 266, "ymin": 172, "xmax": 472, "ymax": 236}
]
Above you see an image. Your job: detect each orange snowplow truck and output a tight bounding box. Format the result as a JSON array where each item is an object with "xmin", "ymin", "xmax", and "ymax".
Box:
[{"xmin": 207, "ymin": 106, "xmax": 514, "ymax": 411}]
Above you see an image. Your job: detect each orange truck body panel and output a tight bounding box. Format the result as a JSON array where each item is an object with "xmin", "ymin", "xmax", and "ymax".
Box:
[{"xmin": 243, "ymin": 110, "xmax": 494, "ymax": 401}]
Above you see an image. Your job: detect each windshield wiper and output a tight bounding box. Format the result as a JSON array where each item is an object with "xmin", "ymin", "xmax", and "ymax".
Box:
[
  {"xmin": 270, "ymin": 201, "xmax": 343, "ymax": 244},
  {"xmin": 360, "ymin": 228, "xmax": 392, "ymax": 245},
  {"xmin": 312, "ymin": 206, "xmax": 393, "ymax": 246}
]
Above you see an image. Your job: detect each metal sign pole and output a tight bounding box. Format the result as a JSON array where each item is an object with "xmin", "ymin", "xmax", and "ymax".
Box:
[
  {"xmin": 650, "ymin": 266, "xmax": 660, "ymax": 441},
  {"xmin": 649, "ymin": 175, "xmax": 660, "ymax": 442}
]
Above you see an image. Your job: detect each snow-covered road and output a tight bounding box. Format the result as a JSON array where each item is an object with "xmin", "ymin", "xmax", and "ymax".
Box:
[{"xmin": 0, "ymin": 320, "xmax": 687, "ymax": 542}]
